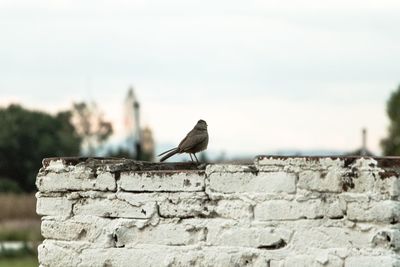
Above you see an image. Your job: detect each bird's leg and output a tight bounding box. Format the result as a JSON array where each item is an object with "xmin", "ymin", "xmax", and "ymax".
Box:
[
  {"xmin": 193, "ymin": 153, "xmax": 199, "ymax": 164},
  {"xmin": 189, "ymin": 154, "xmax": 194, "ymax": 162}
]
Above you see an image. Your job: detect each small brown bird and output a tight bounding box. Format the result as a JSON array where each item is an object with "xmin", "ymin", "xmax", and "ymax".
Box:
[{"xmin": 158, "ymin": 119, "xmax": 209, "ymax": 163}]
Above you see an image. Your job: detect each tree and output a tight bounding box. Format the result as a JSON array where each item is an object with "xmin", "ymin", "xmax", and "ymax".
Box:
[
  {"xmin": 0, "ymin": 104, "xmax": 81, "ymax": 192},
  {"xmin": 70, "ymin": 102, "xmax": 113, "ymax": 156},
  {"xmin": 381, "ymin": 85, "xmax": 400, "ymax": 155}
]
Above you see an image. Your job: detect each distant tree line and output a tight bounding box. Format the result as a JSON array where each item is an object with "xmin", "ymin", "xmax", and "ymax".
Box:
[
  {"xmin": 0, "ymin": 103, "xmax": 112, "ymax": 192},
  {"xmin": 381, "ymin": 84, "xmax": 400, "ymax": 156}
]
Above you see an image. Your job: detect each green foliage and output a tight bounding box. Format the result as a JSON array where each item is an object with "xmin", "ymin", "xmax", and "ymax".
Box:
[
  {"xmin": 0, "ymin": 179, "xmax": 22, "ymax": 193},
  {"xmin": 0, "ymin": 227, "xmax": 42, "ymax": 242},
  {"xmin": 0, "ymin": 104, "xmax": 81, "ymax": 192},
  {"xmin": 381, "ymin": 86, "xmax": 400, "ymax": 156},
  {"xmin": 0, "ymin": 256, "xmax": 38, "ymax": 267}
]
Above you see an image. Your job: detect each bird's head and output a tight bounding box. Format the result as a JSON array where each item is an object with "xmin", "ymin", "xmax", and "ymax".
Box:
[{"xmin": 195, "ymin": 119, "xmax": 208, "ymax": 130}]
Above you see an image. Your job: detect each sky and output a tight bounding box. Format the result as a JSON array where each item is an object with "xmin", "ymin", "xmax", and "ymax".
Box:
[{"xmin": 1, "ymin": 0, "xmax": 400, "ymax": 157}]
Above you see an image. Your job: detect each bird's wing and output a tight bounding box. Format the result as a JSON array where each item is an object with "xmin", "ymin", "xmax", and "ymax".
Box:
[{"xmin": 178, "ymin": 132, "xmax": 207, "ymax": 152}]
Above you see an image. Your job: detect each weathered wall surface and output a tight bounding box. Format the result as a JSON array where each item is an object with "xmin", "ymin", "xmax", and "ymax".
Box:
[{"xmin": 36, "ymin": 156, "xmax": 400, "ymax": 267}]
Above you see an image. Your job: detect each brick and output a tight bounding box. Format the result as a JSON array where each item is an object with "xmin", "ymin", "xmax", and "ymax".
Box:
[
  {"xmin": 38, "ymin": 240, "xmax": 81, "ymax": 267},
  {"xmin": 79, "ymin": 247, "xmax": 170, "ymax": 267},
  {"xmin": 158, "ymin": 192, "xmax": 210, "ymax": 218},
  {"xmin": 41, "ymin": 216, "xmax": 111, "ymax": 243},
  {"xmin": 73, "ymin": 196, "xmax": 156, "ymax": 219},
  {"xmin": 255, "ymin": 157, "xmax": 344, "ymax": 170},
  {"xmin": 37, "ymin": 170, "xmax": 116, "ymax": 192},
  {"xmin": 378, "ymin": 176, "xmax": 400, "ymax": 196},
  {"xmin": 206, "ymin": 164, "xmax": 254, "ymax": 173},
  {"xmin": 207, "ymin": 225, "xmax": 292, "ymax": 248},
  {"xmin": 213, "ymin": 199, "xmax": 253, "ymax": 220},
  {"xmin": 114, "ymin": 221, "xmax": 207, "ymax": 246},
  {"xmin": 291, "ymin": 226, "xmax": 371, "ymax": 249},
  {"xmin": 345, "ymin": 256, "xmax": 400, "ymax": 267},
  {"xmin": 79, "ymin": 246, "xmax": 269, "ymax": 267},
  {"xmin": 209, "ymin": 171, "xmax": 296, "ymax": 194},
  {"xmin": 298, "ymin": 170, "xmax": 342, "ymax": 193},
  {"xmin": 36, "ymin": 197, "xmax": 72, "ymax": 217},
  {"xmin": 119, "ymin": 171, "xmax": 204, "ymax": 192},
  {"xmin": 284, "ymin": 254, "xmax": 343, "ymax": 267},
  {"xmin": 347, "ymin": 200, "xmax": 400, "ymax": 223},
  {"xmin": 254, "ymin": 199, "xmax": 343, "ymax": 221},
  {"xmin": 270, "ymin": 260, "xmax": 284, "ymax": 267}
]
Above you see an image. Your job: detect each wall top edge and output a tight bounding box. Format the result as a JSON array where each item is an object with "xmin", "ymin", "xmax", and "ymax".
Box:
[
  {"xmin": 42, "ymin": 157, "xmax": 206, "ymax": 172},
  {"xmin": 43, "ymin": 155, "xmax": 400, "ymax": 170},
  {"xmin": 256, "ymin": 155, "xmax": 400, "ymax": 168}
]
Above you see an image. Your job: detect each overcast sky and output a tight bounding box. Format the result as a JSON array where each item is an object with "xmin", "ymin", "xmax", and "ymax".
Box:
[{"xmin": 1, "ymin": 0, "xmax": 400, "ymax": 156}]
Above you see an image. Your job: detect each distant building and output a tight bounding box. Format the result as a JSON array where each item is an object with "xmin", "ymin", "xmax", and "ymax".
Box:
[
  {"xmin": 123, "ymin": 87, "xmax": 140, "ymax": 157},
  {"xmin": 122, "ymin": 87, "xmax": 154, "ymax": 160},
  {"xmin": 346, "ymin": 128, "xmax": 375, "ymax": 157}
]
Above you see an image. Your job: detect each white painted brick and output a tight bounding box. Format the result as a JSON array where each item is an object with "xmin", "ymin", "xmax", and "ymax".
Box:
[
  {"xmin": 119, "ymin": 171, "xmax": 204, "ymax": 192},
  {"xmin": 298, "ymin": 171, "xmax": 342, "ymax": 193},
  {"xmin": 284, "ymin": 255, "xmax": 315, "ymax": 267},
  {"xmin": 38, "ymin": 240, "xmax": 82, "ymax": 267},
  {"xmin": 167, "ymin": 248, "xmax": 268, "ymax": 267},
  {"xmin": 41, "ymin": 216, "xmax": 111, "ymax": 243},
  {"xmin": 73, "ymin": 196, "xmax": 156, "ymax": 219},
  {"xmin": 347, "ymin": 200, "xmax": 400, "ymax": 222},
  {"xmin": 284, "ymin": 254, "xmax": 343, "ymax": 267},
  {"xmin": 270, "ymin": 260, "xmax": 284, "ymax": 267},
  {"xmin": 254, "ymin": 199, "xmax": 343, "ymax": 221},
  {"xmin": 291, "ymin": 226, "xmax": 372, "ymax": 249},
  {"xmin": 157, "ymin": 193, "xmax": 254, "ymax": 220},
  {"xmin": 44, "ymin": 159, "xmax": 67, "ymax": 172},
  {"xmin": 115, "ymin": 221, "xmax": 206, "ymax": 246},
  {"xmin": 37, "ymin": 171, "xmax": 116, "ymax": 192},
  {"xmin": 213, "ymin": 199, "xmax": 253, "ymax": 219},
  {"xmin": 207, "ymin": 225, "xmax": 292, "ymax": 248},
  {"xmin": 255, "ymin": 156, "xmax": 344, "ymax": 170},
  {"xmin": 345, "ymin": 256, "xmax": 400, "ymax": 267},
  {"xmin": 79, "ymin": 246, "xmax": 269, "ymax": 267},
  {"xmin": 209, "ymin": 171, "xmax": 296, "ymax": 193},
  {"xmin": 349, "ymin": 172, "xmax": 376, "ymax": 193},
  {"xmin": 158, "ymin": 192, "xmax": 210, "ymax": 218},
  {"xmin": 158, "ymin": 195, "xmax": 253, "ymax": 220},
  {"xmin": 206, "ymin": 164, "xmax": 254, "ymax": 173},
  {"xmin": 79, "ymin": 247, "xmax": 170, "ymax": 267},
  {"xmin": 36, "ymin": 197, "xmax": 72, "ymax": 217},
  {"xmin": 375, "ymin": 175, "xmax": 400, "ymax": 197}
]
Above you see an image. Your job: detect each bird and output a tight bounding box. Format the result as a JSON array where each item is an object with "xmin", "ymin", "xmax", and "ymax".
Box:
[{"xmin": 158, "ymin": 119, "xmax": 209, "ymax": 163}]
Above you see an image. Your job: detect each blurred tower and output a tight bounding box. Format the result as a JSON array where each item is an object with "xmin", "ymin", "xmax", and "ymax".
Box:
[
  {"xmin": 345, "ymin": 128, "xmax": 374, "ymax": 156},
  {"xmin": 361, "ymin": 128, "xmax": 367, "ymax": 156},
  {"xmin": 123, "ymin": 87, "xmax": 141, "ymax": 159}
]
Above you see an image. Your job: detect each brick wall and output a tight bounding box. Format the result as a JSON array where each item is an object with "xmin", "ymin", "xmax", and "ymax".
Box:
[{"xmin": 36, "ymin": 156, "xmax": 400, "ymax": 267}]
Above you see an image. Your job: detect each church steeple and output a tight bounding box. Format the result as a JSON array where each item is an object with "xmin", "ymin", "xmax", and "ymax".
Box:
[{"xmin": 123, "ymin": 86, "xmax": 141, "ymax": 158}]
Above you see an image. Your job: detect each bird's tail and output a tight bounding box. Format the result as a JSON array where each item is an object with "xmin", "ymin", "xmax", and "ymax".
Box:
[
  {"xmin": 159, "ymin": 148, "xmax": 179, "ymax": 162},
  {"xmin": 158, "ymin": 147, "xmax": 176, "ymax": 157}
]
